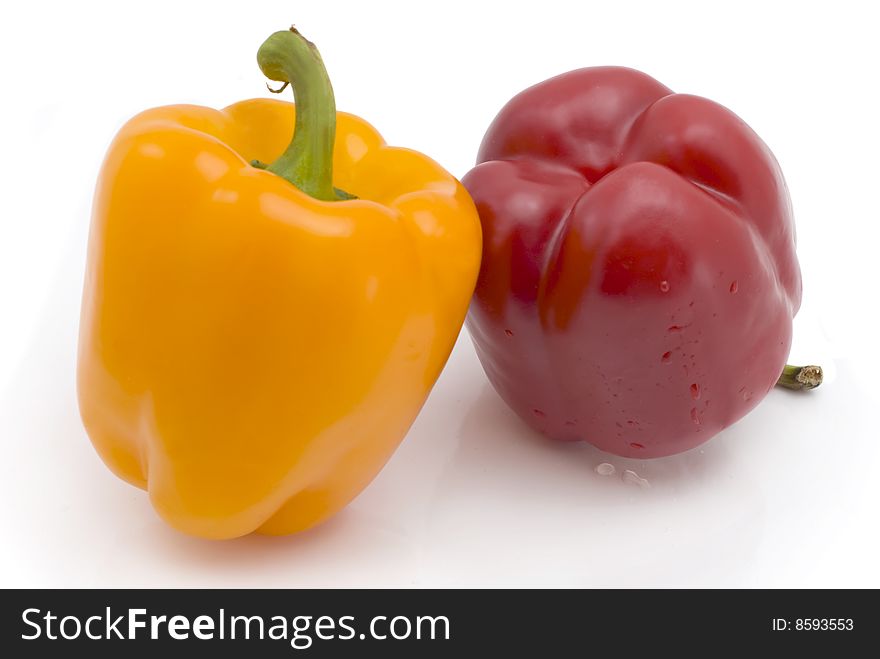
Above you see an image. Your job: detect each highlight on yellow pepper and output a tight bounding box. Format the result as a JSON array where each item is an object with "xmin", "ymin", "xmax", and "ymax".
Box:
[{"xmin": 77, "ymin": 27, "xmax": 482, "ymax": 539}]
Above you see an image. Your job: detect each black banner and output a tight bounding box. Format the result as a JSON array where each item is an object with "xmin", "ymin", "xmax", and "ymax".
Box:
[{"xmin": 0, "ymin": 589, "xmax": 871, "ymax": 656}]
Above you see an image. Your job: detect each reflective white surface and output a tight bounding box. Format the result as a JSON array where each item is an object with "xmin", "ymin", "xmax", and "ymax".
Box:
[
  {"xmin": 1, "ymin": 0, "xmax": 878, "ymax": 587},
  {"xmin": 0, "ymin": 264, "xmax": 874, "ymax": 586}
]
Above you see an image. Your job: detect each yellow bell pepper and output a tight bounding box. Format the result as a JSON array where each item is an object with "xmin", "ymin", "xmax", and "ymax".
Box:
[{"xmin": 77, "ymin": 27, "xmax": 481, "ymax": 539}]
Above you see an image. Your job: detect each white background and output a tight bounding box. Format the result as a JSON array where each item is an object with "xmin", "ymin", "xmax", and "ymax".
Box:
[{"xmin": 1, "ymin": 0, "xmax": 878, "ymax": 587}]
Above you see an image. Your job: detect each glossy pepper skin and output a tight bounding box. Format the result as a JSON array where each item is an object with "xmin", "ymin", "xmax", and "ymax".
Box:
[
  {"xmin": 463, "ymin": 67, "xmax": 800, "ymax": 459},
  {"xmin": 77, "ymin": 31, "xmax": 481, "ymax": 538}
]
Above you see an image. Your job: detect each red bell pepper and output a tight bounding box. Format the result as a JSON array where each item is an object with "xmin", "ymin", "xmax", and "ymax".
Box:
[{"xmin": 463, "ymin": 66, "xmax": 820, "ymax": 459}]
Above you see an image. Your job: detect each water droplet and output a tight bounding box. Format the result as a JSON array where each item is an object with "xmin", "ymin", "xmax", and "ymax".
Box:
[
  {"xmin": 661, "ymin": 351, "xmax": 672, "ymax": 363},
  {"xmin": 595, "ymin": 462, "xmax": 615, "ymax": 476},
  {"xmin": 622, "ymin": 469, "xmax": 651, "ymax": 488},
  {"xmin": 659, "ymin": 280, "xmax": 670, "ymax": 293},
  {"xmin": 690, "ymin": 383, "xmax": 701, "ymax": 399},
  {"xmin": 699, "ymin": 448, "xmax": 705, "ymax": 454},
  {"xmin": 532, "ymin": 408, "xmax": 545, "ymax": 417},
  {"xmin": 504, "ymin": 329, "xmax": 514, "ymax": 337},
  {"xmin": 690, "ymin": 407, "xmax": 701, "ymax": 425},
  {"xmin": 729, "ymin": 280, "xmax": 738, "ymax": 294},
  {"xmin": 629, "ymin": 442, "xmax": 644, "ymax": 450}
]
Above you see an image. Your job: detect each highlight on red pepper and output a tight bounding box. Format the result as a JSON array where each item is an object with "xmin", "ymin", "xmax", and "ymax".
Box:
[
  {"xmin": 462, "ymin": 66, "xmax": 821, "ymax": 459},
  {"xmin": 77, "ymin": 27, "xmax": 481, "ymax": 538}
]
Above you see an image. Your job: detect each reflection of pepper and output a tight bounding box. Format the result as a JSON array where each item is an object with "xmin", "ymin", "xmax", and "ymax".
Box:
[
  {"xmin": 463, "ymin": 67, "xmax": 819, "ymax": 459},
  {"xmin": 78, "ymin": 28, "xmax": 481, "ymax": 538}
]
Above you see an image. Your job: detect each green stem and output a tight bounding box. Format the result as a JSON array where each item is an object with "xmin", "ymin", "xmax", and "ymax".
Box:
[
  {"xmin": 255, "ymin": 27, "xmax": 353, "ymax": 201},
  {"xmin": 776, "ymin": 364, "xmax": 823, "ymax": 391}
]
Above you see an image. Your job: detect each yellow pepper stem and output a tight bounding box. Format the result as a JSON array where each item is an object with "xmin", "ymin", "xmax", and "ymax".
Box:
[{"xmin": 255, "ymin": 26, "xmax": 355, "ymax": 201}]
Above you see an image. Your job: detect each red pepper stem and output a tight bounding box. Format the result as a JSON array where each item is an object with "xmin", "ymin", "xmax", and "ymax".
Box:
[
  {"xmin": 776, "ymin": 364, "xmax": 823, "ymax": 391},
  {"xmin": 255, "ymin": 27, "xmax": 354, "ymax": 201}
]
